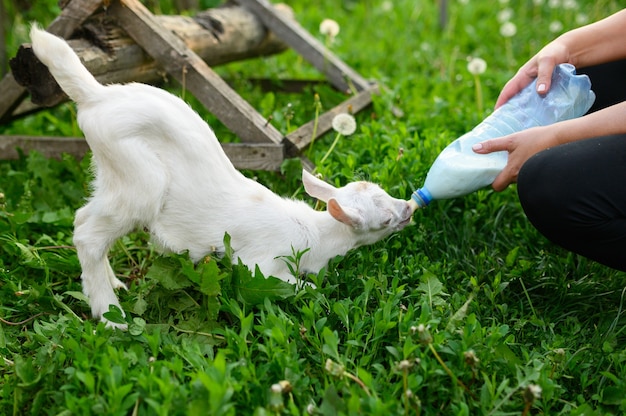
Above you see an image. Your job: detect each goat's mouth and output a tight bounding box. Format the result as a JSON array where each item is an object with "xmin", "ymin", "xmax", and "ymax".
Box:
[{"xmin": 398, "ymin": 215, "xmax": 413, "ymax": 229}]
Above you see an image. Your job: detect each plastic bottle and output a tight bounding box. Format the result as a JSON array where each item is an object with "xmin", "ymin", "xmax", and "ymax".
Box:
[{"xmin": 410, "ymin": 63, "xmax": 596, "ymax": 210}]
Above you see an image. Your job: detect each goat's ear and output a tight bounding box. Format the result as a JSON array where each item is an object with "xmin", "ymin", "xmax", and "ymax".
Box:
[
  {"xmin": 328, "ymin": 198, "xmax": 363, "ymax": 228},
  {"xmin": 302, "ymin": 169, "xmax": 336, "ymax": 203}
]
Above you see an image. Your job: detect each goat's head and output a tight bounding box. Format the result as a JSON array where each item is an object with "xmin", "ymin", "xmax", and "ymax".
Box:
[{"xmin": 302, "ymin": 170, "xmax": 413, "ymax": 245}]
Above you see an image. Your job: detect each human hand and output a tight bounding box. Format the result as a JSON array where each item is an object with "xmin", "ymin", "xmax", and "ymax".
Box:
[
  {"xmin": 471, "ymin": 125, "xmax": 559, "ymax": 191},
  {"xmin": 495, "ymin": 42, "xmax": 571, "ymax": 109}
]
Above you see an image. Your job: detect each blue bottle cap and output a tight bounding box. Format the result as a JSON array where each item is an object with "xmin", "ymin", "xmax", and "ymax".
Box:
[{"xmin": 411, "ymin": 188, "xmax": 432, "ymax": 208}]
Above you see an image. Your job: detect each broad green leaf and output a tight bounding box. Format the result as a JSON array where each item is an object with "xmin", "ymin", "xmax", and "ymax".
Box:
[
  {"xmin": 198, "ymin": 260, "xmax": 223, "ymax": 297},
  {"xmin": 146, "ymin": 256, "xmax": 193, "ymax": 290},
  {"xmin": 446, "ymin": 293, "xmax": 474, "ymax": 332},
  {"xmin": 233, "ymin": 264, "xmax": 295, "ymax": 305},
  {"xmin": 417, "ymin": 272, "xmax": 448, "ymax": 307},
  {"xmin": 15, "ymin": 355, "xmax": 41, "ymax": 388}
]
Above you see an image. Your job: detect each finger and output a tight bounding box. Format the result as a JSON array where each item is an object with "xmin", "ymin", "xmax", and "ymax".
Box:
[
  {"xmin": 491, "ymin": 171, "xmax": 513, "ymax": 192},
  {"xmin": 494, "ymin": 80, "xmax": 520, "ymax": 109},
  {"xmin": 534, "ymin": 55, "xmax": 557, "ymax": 95},
  {"xmin": 492, "ymin": 160, "xmax": 523, "ymax": 191},
  {"xmin": 495, "ymin": 63, "xmax": 538, "ymax": 108},
  {"xmin": 472, "ymin": 137, "xmax": 509, "ymax": 154}
]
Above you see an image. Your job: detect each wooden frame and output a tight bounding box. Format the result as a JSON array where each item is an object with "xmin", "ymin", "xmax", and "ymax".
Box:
[{"xmin": 0, "ymin": 0, "xmax": 378, "ymax": 171}]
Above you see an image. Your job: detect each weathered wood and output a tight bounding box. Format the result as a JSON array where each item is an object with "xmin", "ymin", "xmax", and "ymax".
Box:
[
  {"xmin": 108, "ymin": 0, "xmax": 285, "ymax": 146},
  {"xmin": 234, "ymin": 0, "xmax": 372, "ymax": 93},
  {"xmin": 0, "ymin": 135, "xmax": 90, "ymax": 160},
  {"xmin": 0, "ymin": 135, "xmax": 285, "ymax": 170},
  {"xmin": 0, "ymin": 0, "xmax": 103, "ymax": 123},
  {"xmin": 48, "ymin": 0, "xmax": 105, "ymax": 38},
  {"xmin": 2, "ymin": 0, "xmax": 378, "ymax": 172},
  {"xmin": 0, "ymin": 0, "xmax": 7, "ymax": 77},
  {"xmin": 0, "ymin": 74, "xmax": 28, "ymax": 123},
  {"xmin": 224, "ymin": 142, "xmax": 285, "ymax": 170},
  {"xmin": 8, "ymin": 3, "xmax": 291, "ymax": 118}
]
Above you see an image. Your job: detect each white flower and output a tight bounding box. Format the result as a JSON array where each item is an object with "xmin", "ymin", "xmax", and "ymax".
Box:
[
  {"xmin": 467, "ymin": 57, "xmax": 487, "ymax": 75},
  {"xmin": 319, "ymin": 19, "xmax": 340, "ymax": 38},
  {"xmin": 548, "ymin": 0, "xmax": 560, "ymax": 7},
  {"xmin": 549, "ymin": 20, "xmax": 563, "ymax": 33},
  {"xmin": 526, "ymin": 384, "xmax": 542, "ymax": 400},
  {"xmin": 497, "ymin": 8, "xmax": 514, "ymax": 23},
  {"xmin": 500, "ymin": 21, "xmax": 517, "ymax": 37},
  {"xmin": 331, "ymin": 113, "xmax": 357, "ymax": 136},
  {"xmin": 575, "ymin": 13, "xmax": 588, "ymax": 25},
  {"xmin": 562, "ymin": 0, "xmax": 578, "ymax": 9}
]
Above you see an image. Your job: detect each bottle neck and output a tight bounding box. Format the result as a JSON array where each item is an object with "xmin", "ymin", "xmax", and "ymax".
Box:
[{"xmin": 411, "ymin": 188, "xmax": 432, "ymax": 208}]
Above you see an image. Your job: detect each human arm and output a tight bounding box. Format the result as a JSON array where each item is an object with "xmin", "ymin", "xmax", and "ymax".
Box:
[
  {"xmin": 472, "ymin": 100, "xmax": 626, "ymax": 191},
  {"xmin": 495, "ymin": 9, "xmax": 626, "ymax": 108}
]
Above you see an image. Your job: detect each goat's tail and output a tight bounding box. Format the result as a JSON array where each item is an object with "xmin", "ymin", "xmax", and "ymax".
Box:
[{"xmin": 30, "ymin": 24, "xmax": 104, "ymax": 104}]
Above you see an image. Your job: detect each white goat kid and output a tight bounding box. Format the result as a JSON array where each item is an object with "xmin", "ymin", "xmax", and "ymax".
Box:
[{"xmin": 29, "ymin": 25, "xmax": 413, "ymax": 327}]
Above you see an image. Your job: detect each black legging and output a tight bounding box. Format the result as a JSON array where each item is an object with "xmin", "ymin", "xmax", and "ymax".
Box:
[{"xmin": 517, "ymin": 60, "xmax": 626, "ymax": 272}]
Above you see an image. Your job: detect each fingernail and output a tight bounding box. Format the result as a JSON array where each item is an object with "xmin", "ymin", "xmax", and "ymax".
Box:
[
  {"xmin": 537, "ymin": 83, "xmax": 546, "ymax": 93},
  {"xmin": 472, "ymin": 143, "xmax": 483, "ymax": 151}
]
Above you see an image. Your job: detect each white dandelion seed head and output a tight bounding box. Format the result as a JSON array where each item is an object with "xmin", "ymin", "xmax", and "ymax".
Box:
[
  {"xmin": 562, "ymin": 0, "xmax": 578, "ymax": 9},
  {"xmin": 273, "ymin": 3, "xmax": 295, "ymax": 19},
  {"xmin": 500, "ymin": 21, "xmax": 517, "ymax": 37},
  {"xmin": 575, "ymin": 13, "xmax": 588, "ymax": 25},
  {"xmin": 467, "ymin": 57, "xmax": 487, "ymax": 75},
  {"xmin": 331, "ymin": 113, "xmax": 357, "ymax": 136},
  {"xmin": 497, "ymin": 8, "xmax": 514, "ymax": 23},
  {"xmin": 548, "ymin": 0, "xmax": 561, "ymax": 8},
  {"xmin": 533, "ymin": 0, "xmax": 544, "ymax": 5},
  {"xmin": 381, "ymin": 0, "xmax": 393, "ymax": 12},
  {"xmin": 527, "ymin": 384, "xmax": 542, "ymax": 399},
  {"xmin": 549, "ymin": 20, "xmax": 564, "ymax": 33},
  {"xmin": 319, "ymin": 19, "xmax": 340, "ymax": 38}
]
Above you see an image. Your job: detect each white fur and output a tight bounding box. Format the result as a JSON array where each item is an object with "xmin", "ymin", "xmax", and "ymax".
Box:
[{"xmin": 29, "ymin": 25, "xmax": 412, "ymax": 327}]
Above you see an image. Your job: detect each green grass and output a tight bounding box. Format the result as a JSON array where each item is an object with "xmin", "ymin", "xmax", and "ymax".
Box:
[{"xmin": 2, "ymin": 0, "xmax": 626, "ymax": 414}]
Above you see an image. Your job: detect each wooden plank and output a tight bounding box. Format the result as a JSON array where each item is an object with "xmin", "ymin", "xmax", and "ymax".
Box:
[
  {"xmin": 0, "ymin": 0, "xmax": 103, "ymax": 122},
  {"xmin": 0, "ymin": 135, "xmax": 285, "ymax": 170},
  {"xmin": 222, "ymin": 143, "xmax": 285, "ymax": 170},
  {"xmin": 109, "ymin": 0, "xmax": 284, "ymax": 146},
  {"xmin": 47, "ymin": 0, "xmax": 104, "ymax": 38},
  {"xmin": 234, "ymin": 0, "xmax": 372, "ymax": 93},
  {"xmin": 285, "ymin": 84, "xmax": 378, "ymax": 154},
  {"xmin": 0, "ymin": 135, "xmax": 90, "ymax": 160}
]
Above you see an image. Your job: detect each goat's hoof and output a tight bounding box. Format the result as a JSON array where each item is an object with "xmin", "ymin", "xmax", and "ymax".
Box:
[{"xmin": 112, "ymin": 278, "xmax": 128, "ymax": 291}]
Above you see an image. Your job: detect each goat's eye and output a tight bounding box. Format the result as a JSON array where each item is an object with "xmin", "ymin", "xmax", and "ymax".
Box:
[{"xmin": 382, "ymin": 217, "xmax": 392, "ymax": 226}]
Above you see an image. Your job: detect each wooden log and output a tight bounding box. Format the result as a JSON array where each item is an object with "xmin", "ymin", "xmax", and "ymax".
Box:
[
  {"xmin": 8, "ymin": 2, "xmax": 292, "ymax": 118},
  {"xmin": 0, "ymin": 0, "xmax": 104, "ymax": 123},
  {"xmin": 0, "ymin": 135, "xmax": 285, "ymax": 171}
]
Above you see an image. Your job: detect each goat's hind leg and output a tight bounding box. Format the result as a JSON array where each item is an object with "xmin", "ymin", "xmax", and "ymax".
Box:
[{"xmin": 73, "ymin": 203, "xmax": 134, "ymax": 329}]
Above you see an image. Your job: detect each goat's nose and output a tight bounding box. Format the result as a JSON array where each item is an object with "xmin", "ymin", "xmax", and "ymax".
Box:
[{"xmin": 402, "ymin": 203, "xmax": 413, "ymax": 219}]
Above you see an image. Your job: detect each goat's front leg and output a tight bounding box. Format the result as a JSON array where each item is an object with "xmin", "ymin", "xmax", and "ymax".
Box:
[{"xmin": 74, "ymin": 205, "xmax": 131, "ymax": 329}]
